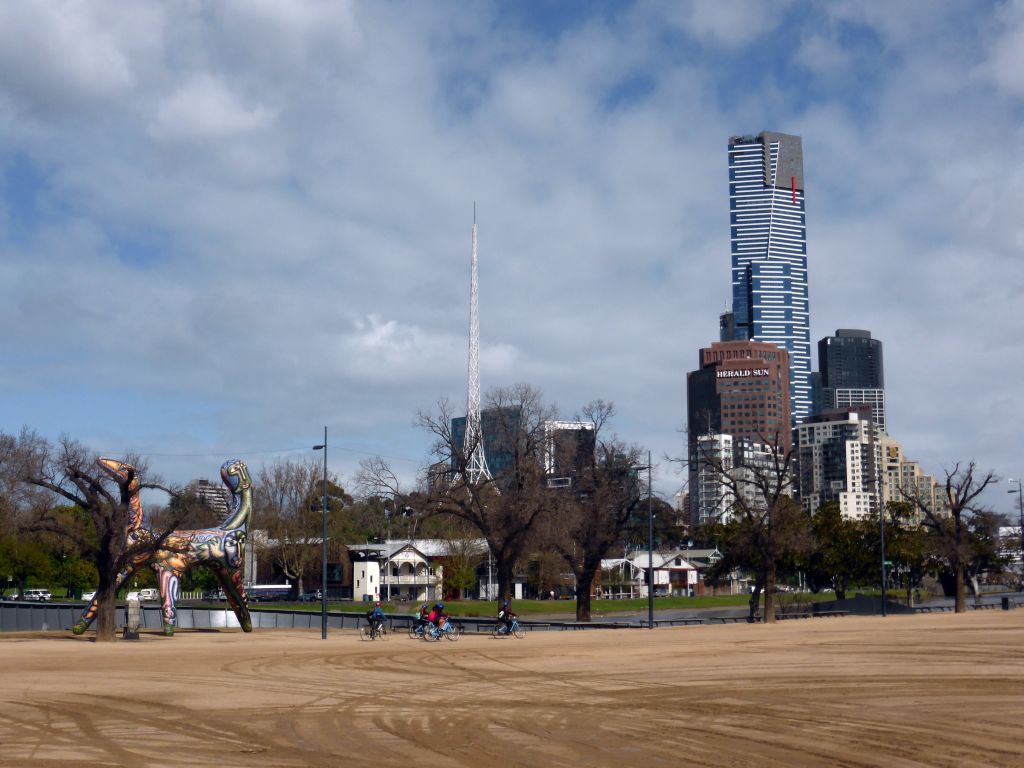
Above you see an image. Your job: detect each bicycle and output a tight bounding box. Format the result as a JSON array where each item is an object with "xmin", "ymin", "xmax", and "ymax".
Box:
[
  {"xmin": 360, "ymin": 620, "xmax": 388, "ymax": 641},
  {"xmin": 492, "ymin": 616, "xmax": 525, "ymax": 638},
  {"xmin": 408, "ymin": 621, "xmax": 427, "ymax": 639},
  {"xmin": 424, "ymin": 617, "xmax": 460, "ymax": 642}
]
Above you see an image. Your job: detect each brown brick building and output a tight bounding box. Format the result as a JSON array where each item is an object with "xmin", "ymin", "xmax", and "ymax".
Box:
[{"xmin": 686, "ymin": 339, "xmax": 792, "ymax": 453}]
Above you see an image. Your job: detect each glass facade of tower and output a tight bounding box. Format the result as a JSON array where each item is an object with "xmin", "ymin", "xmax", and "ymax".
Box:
[
  {"xmin": 818, "ymin": 328, "xmax": 886, "ymax": 431},
  {"xmin": 818, "ymin": 329, "xmax": 884, "ymax": 389},
  {"xmin": 728, "ymin": 132, "xmax": 811, "ymax": 426}
]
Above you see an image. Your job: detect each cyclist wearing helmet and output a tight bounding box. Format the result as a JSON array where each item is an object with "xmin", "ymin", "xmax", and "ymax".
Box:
[
  {"xmin": 414, "ymin": 603, "xmax": 430, "ymax": 632},
  {"xmin": 367, "ymin": 600, "xmax": 386, "ymax": 634},
  {"xmin": 497, "ymin": 598, "xmax": 516, "ymax": 634},
  {"xmin": 427, "ymin": 602, "xmax": 446, "ymax": 627}
]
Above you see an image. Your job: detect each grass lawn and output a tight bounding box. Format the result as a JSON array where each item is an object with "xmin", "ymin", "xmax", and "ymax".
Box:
[{"xmin": 244, "ymin": 591, "xmax": 837, "ymax": 617}]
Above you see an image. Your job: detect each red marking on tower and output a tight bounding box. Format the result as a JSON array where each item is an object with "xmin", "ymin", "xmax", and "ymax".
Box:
[{"xmin": 791, "ymin": 175, "xmax": 796, "ymax": 204}]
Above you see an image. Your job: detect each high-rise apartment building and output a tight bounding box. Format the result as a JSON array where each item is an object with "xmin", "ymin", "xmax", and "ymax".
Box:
[
  {"xmin": 818, "ymin": 329, "xmax": 886, "ymax": 431},
  {"xmin": 794, "ymin": 406, "xmax": 884, "ymax": 518},
  {"xmin": 878, "ymin": 435, "xmax": 948, "ymax": 521},
  {"xmin": 690, "ymin": 433, "xmax": 779, "ymax": 527},
  {"xmin": 727, "ymin": 131, "xmax": 812, "ymax": 426}
]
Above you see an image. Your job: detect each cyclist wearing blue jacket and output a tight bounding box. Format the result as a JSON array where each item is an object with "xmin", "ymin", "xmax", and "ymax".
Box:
[{"xmin": 367, "ymin": 600, "xmax": 386, "ymax": 633}]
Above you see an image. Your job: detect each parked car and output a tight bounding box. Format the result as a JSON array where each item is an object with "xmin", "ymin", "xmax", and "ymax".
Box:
[
  {"xmin": 298, "ymin": 591, "xmax": 322, "ymax": 603},
  {"xmin": 81, "ymin": 591, "xmax": 96, "ymax": 601},
  {"xmin": 23, "ymin": 588, "xmax": 52, "ymax": 602},
  {"xmin": 137, "ymin": 588, "xmax": 160, "ymax": 602}
]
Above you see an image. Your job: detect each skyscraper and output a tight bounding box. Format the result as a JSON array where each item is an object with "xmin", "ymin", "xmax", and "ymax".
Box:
[
  {"xmin": 818, "ymin": 328, "xmax": 886, "ymax": 431},
  {"xmin": 727, "ymin": 131, "xmax": 811, "ymax": 426}
]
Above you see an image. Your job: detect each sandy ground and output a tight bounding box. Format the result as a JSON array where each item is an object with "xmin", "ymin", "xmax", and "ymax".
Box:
[{"xmin": 0, "ymin": 612, "xmax": 1022, "ymax": 768}]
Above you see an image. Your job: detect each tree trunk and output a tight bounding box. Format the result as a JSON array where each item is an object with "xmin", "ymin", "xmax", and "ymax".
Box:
[
  {"xmin": 94, "ymin": 547, "xmax": 118, "ymax": 642},
  {"xmin": 968, "ymin": 574, "xmax": 981, "ymax": 608},
  {"xmin": 496, "ymin": 558, "xmax": 514, "ymax": 602},
  {"xmin": 747, "ymin": 579, "xmax": 763, "ymax": 622},
  {"xmin": 95, "ymin": 589, "xmax": 117, "ymax": 641},
  {"xmin": 763, "ymin": 565, "xmax": 777, "ymax": 624},
  {"xmin": 835, "ymin": 577, "xmax": 847, "ymax": 601},
  {"xmin": 954, "ymin": 561, "xmax": 966, "ymax": 613},
  {"xmin": 576, "ymin": 571, "xmax": 594, "ymax": 622}
]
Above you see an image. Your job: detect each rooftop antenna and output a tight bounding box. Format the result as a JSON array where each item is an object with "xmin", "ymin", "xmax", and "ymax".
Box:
[{"xmin": 464, "ymin": 202, "xmax": 491, "ymax": 484}]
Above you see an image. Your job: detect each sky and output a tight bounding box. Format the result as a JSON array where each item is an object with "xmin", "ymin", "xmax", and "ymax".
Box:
[{"xmin": 1, "ymin": 1, "xmax": 1023, "ymax": 514}]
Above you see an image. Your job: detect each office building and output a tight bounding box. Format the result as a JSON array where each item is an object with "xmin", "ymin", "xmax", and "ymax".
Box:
[
  {"xmin": 686, "ymin": 340, "xmax": 791, "ymax": 527},
  {"xmin": 542, "ymin": 420, "xmax": 596, "ymax": 488},
  {"xmin": 818, "ymin": 329, "xmax": 886, "ymax": 431},
  {"xmin": 686, "ymin": 339, "xmax": 792, "ymax": 452},
  {"xmin": 451, "ymin": 406, "xmax": 522, "ymax": 480},
  {"xmin": 726, "ymin": 131, "xmax": 812, "ymax": 426}
]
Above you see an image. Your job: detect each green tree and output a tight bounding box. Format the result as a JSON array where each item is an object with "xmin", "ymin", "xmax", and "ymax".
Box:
[
  {"xmin": 805, "ymin": 502, "xmax": 874, "ymax": 600},
  {"xmin": 0, "ymin": 532, "xmax": 55, "ymax": 597},
  {"xmin": 882, "ymin": 501, "xmax": 935, "ymax": 607}
]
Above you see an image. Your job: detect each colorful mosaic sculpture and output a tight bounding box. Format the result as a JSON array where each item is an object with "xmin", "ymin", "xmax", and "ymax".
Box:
[{"xmin": 73, "ymin": 458, "xmax": 254, "ymax": 636}]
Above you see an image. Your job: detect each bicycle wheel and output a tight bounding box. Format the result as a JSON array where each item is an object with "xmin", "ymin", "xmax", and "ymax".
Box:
[
  {"xmin": 492, "ymin": 623, "xmax": 505, "ymax": 639},
  {"xmin": 444, "ymin": 624, "xmax": 460, "ymax": 642},
  {"xmin": 360, "ymin": 626, "xmax": 370, "ymax": 641},
  {"xmin": 379, "ymin": 625, "xmax": 388, "ymax": 641},
  {"xmin": 512, "ymin": 622, "xmax": 525, "ymax": 639},
  {"xmin": 408, "ymin": 624, "xmax": 419, "ymax": 639}
]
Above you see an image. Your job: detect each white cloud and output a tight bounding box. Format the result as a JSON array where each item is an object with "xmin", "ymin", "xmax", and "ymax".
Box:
[
  {"xmin": 663, "ymin": 0, "xmax": 791, "ymax": 48},
  {"xmin": 149, "ymin": 74, "xmax": 274, "ymax": 141},
  {"xmin": 0, "ymin": 1, "xmax": 160, "ymax": 117},
  {"xmin": 0, "ymin": 2, "xmax": 1021, "ymax": 505},
  {"xmin": 982, "ymin": 0, "xmax": 1024, "ymax": 96}
]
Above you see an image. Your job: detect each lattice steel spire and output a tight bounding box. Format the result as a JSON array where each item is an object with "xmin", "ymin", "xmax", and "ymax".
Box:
[{"xmin": 464, "ymin": 203, "xmax": 491, "ymax": 484}]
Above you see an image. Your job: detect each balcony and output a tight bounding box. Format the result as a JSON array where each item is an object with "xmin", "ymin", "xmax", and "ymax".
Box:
[{"xmin": 382, "ymin": 574, "xmax": 437, "ymax": 585}]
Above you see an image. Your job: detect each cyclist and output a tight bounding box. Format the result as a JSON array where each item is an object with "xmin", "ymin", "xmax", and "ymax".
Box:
[
  {"xmin": 427, "ymin": 602, "xmax": 448, "ymax": 631},
  {"xmin": 413, "ymin": 603, "xmax": 430, "ymax": 632},
  {"xmin": 367, "ymin": 600, "xmax": 387, "ymax": 635},
  {"xmin": 497, "ymin": 598, "xmax": 516, "ymax": 635}
]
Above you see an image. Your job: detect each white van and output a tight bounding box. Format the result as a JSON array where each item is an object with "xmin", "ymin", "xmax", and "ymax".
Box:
[{"xmin": 23, "ymin": 589, "xmax": 52, "ymax": 602}]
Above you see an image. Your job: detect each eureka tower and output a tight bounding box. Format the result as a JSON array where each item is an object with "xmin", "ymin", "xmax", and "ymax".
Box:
[{"xmin": 726, "ymin": 131, "xmax": 811, "ymax": 427}]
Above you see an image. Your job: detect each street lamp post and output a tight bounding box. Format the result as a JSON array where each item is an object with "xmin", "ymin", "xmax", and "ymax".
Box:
[
  {"xmin": 636, "ymin": 452, "xmax": 654, "ymax": 629},
  {"xmin": 1008, "ymin": 479, "xmax": 1024, "ymax": 573},
  {"xmin": 313, "ymin": 427, "xmax": 328, "ymax": 640},
  {"xmin": 385, "ymin": 512, "xmax": 390, "ymax": 602}
]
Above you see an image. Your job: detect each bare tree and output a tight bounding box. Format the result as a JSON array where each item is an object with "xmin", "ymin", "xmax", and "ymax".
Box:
[
  {"xmin": 2, "ymin": 430, "xmax": 186, "ymax": 641},
  {"xmin": 545, "ymin": 400, "xmax": 644, "ymax": 622},
  {"xmin": 418, "ymin": 383, "xmax": 558, "ymax": 602},
  {"xmin": 253, "ymin": 458, "xmax": 349, "ymax": 595},
  {"xmin": 692, "ymin": 428, "xmax": 809, "ymax": 623},
  {"xmin": 901, "ymin": 462, "xmax": 998, "ymax": 613}
]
